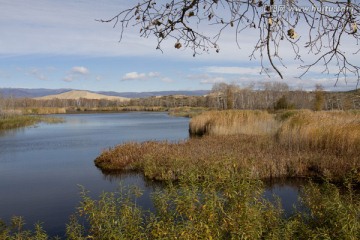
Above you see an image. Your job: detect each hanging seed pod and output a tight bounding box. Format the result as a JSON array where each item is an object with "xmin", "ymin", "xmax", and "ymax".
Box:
[
  {"xmin": 351, "ymin": 22, "xmax": 357, "ymax": 34},
  {"xmin": 268, "ymin": 18, "xmax": 273, "ymax": 25},
  {"xmin": 152, "ymin": 19, "xmax": 162, "ymax": 26},
  {"xmin": 174, "ymin": 42, "xmax": 182, "ymax": 49},
  {"xmin": 258, "ymin": 1, "xmax": 263, "ymax": 7},
  {"xmin": 230, "ymin": 21, "xmax": 234, "ymax": 27},
  {"xmin": 188, "ymin": 11, "xmax": 195, "ymax": 17},
  {"xmin": 287, "ymin": 28, "xmax": 298, "ymax": 39}
]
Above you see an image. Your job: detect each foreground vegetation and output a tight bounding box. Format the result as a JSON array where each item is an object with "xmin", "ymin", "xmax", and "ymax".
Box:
[{"xmin": 1, "ymin": 177, "xmax": 359, "ymax": 239}]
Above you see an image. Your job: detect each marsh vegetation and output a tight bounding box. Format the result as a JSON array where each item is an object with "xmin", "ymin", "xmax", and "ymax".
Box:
[
  {"xmin": 97, "ymin": 110, "xmax": 360, "ymax": 183},
  {"xmin": 0, "ymin": 110, "xmax": 64, "ymax": 130},
  {"xmin": 1, "ymin": 110, "xmax": 359, "ymax": 239}
]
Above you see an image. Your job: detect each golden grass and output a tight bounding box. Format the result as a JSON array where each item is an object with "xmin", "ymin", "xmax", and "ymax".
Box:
[
  {"xmin": 96, "ymin": 110, "xmax": 360, "ymax": 183},
  {"xmin": 95, "ymin": 134, "xmax": 359, "ymax": 182},
  {"xmin": 277, "ymin": 110, "xmax": 360, "ymax": 155},
  {"xmin": 189, "ymin": 110, "xmax": 278, "ymax": 136},
  {"xmin": 22, "ymin": 107, "xmax": 67, "ymax": 114}
]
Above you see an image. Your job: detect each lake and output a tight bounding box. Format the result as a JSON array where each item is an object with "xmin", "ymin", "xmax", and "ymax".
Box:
[{"xmin": 0, "ymin": 112, "xmax": 302, "ymax": 237}]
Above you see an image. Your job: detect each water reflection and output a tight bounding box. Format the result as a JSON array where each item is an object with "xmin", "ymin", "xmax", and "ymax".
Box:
[{"xmin": 263, "ymin": 178, "xmax": 309, "ymax": 217}]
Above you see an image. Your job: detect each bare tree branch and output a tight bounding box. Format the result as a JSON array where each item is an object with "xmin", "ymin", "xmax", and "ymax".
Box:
[{"xmin": 97, "ymin": 0, "xmax": 360, "ymax": 86}]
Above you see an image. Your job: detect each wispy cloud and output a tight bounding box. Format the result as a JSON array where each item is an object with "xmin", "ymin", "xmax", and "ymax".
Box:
[
  {"xmin": 202, "ymin": 66, "xmax": 261, "ymax": 75},
  {"xmin": 63, "ymin": 66, "xmax": 89, "ymax": 82},
  {"xmin": 71, "ymin": 66, "xmax": 89, "ymax": 75},
  {"xmin": 186, "ymin": 74, "xmax": 226, "ymax": 84},
  {"xmin": 121, "ymin": 71, "xmax": 161, "ymax": 81},
  {"xmin": 28, "ymin": 68, "xmax": 48, "ymax": 81},
  {"xmin": 122, "ymin": 72, "xmax": 147, "ymax": 81}
]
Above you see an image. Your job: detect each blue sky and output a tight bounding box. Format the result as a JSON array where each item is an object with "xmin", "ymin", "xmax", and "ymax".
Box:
[{"xmin": 0, "ymin": 0, "xmax": 358, "ymax": 92}]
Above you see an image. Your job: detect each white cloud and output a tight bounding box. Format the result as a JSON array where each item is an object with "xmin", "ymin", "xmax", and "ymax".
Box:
[
  {"xmin": 122, "ymin": 72, "xmax": 147, "ymax": 81},
  {"xmin": 148, "ymin": 72, "xmax": 161, "ymax": 78},
  {"xmin": 186, "ymin": 74, "xmax": 226, "ymax": 84},
  {"xmin": 200, "ymin": 77, "xmax": 226, "ymax": 84},
  {"xmin": 202, "ymin": 66, "xmax": 261, "ymax": 75},
  {"xmin": 71, "ymin": 66, "xmax": 89, "ymax": 75},
  {"xmin": 121, "ymin": 71, "xmax": 164, "ymax": 81},
  {"xmin": 26, "ymin": 68, "xmax": 47, "ymax": 81}
]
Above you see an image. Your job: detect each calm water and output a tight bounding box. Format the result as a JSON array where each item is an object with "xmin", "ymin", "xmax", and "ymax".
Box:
[
  {"xmin": 0, "ymin": 112, "xmax": 188, "ymax": 236},
  {"xmin": 0, "ymin": 112, "xmax": 303, "ymax": 237}
]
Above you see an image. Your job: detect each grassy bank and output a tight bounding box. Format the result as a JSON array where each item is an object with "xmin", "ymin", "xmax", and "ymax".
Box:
[
  {"xmin": 0, "ymin": 114, "xmax": 64, "ymax": 130},
  {"xmin": 96, "ymin": 110, "xmax": 360, "ymax": 183}
]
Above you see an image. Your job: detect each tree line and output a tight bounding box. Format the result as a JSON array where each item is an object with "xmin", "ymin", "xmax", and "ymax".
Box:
[{"xmin": 0, "ymin": 83, "xmax": 359, "ymax": 113}]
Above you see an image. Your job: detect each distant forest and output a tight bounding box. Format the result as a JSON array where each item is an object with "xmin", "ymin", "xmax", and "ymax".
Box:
[{"xmin": 1, "ymin": 83, "xmax": 359, "ymax": 111}]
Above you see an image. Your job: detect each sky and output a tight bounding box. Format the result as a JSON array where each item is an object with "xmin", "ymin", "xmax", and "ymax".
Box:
[{"xmin": 0, "ymin": 0, "xmax": 359, "ymax": 92}]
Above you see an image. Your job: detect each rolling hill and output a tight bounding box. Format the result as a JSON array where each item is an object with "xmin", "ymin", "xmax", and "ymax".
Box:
[{"xmin": 34, "ymin": 90, "xmax": 129, "ymax": 101}]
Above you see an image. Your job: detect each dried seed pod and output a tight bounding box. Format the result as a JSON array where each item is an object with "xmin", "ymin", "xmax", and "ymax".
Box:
[
  {"xmin": 351, "ymin": 22, "xmax": 357, "ymax": 34},
  {"xmin": 230, "ymin": 21, "xmax": 234, "ymax": 27},
  {"xmin": 188, "ymin": 11, "xmax": 195, "ymax": 17},
  {"xmin": 152, "ymin": 19, "xmax": 162, "ymax": 26},
  {"xmin": 287, "ymin": 28, "xmax": 298, "ymax": 39},
  {"xmin": 268, "ymin": 18, "xmax": 273, "ymax": 25},
  {"xmin": 174, "ymin": 42, "xmax": 182, "ymax": 49}
]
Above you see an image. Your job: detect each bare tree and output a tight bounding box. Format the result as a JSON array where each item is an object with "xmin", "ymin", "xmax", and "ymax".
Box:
[{"xmin": 98, "ymin": 0, "xmax": 360, "ymax": 85}]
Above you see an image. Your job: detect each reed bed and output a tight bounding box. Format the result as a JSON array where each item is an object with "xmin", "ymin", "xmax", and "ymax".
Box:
[
  {"xmin": 96, "ymin": 134, "xmax": 359, "ymax": 183},
  {"xmin": 22, "ymin": 107, "xmax": 67, "ymax": 114},
  {"xmin": 189, "ymin": 110, "xmax": 278, "ymax": 136},
  {"xmin": 277, "ymin": 110, "xmax": 360, "ymax": 155},
  {"xmin": 0, "ymin": 114, "xmax": 65, "ymax": 130},
  {"xmin": 168, "ymin": 107, "xmax": 208, "ymax": 118},
  {"xmin": 97, "ymin": 110, "xmax": 360, "ymax": 183}
]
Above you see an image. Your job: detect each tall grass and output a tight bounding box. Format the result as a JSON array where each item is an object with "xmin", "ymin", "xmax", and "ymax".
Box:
[
  {"xmin": 22, "ymin": 107, "xmax": 67, "ymax": 115},
  {"xmin": 97, "ymin": 110, "xmax": 360, "ymax": 183},
  {"xmin": 189, "ymin": 110, "xmax": 278, "ymax": 136},
  {"xmin": 277, "ymin": 110, "xmax": 360, "ymax": 155},
  {"xmin": 96, "ymin": 135, "xmax": 359, "ymax": 182}
]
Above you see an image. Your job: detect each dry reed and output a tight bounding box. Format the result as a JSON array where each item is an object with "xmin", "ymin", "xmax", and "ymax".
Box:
[
  {"xmin": 189, "ymin": 110, "xmax": 278, "ymax": 136},
  {"xmin": 97, "ymin": 110, "xmax": 360, "ymax": 183},
  {"xmin": 277, "ymin": 110, "xmax": 360, "ymax": 155}
]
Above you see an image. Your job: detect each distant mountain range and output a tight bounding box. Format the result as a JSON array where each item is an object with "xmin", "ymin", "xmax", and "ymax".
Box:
[{"xmin": 0, "ymin": 88, "xmax": 209, "ymax": 98}]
